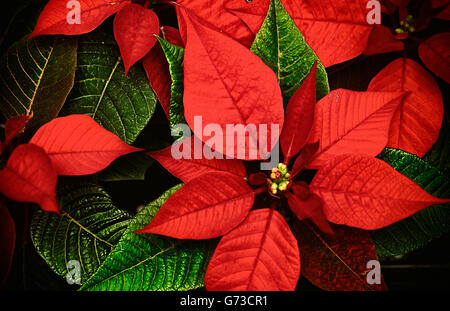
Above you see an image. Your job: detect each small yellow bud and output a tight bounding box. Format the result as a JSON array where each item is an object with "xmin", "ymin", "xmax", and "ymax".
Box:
[
  {"xmin": 278, "ymin": 163, "xmax": 287, "ymax": 171},
  {"xmin": 279, "ymin": 182, "xmax": 288, "ymax": 191}
]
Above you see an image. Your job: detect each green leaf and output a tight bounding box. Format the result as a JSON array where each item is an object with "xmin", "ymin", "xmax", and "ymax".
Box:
[
  {"xmin": 157, "ymin": 37, "xmax": 186, "ymax": 132},
  {"xmin": 31, "ymin": 182, "xmax": 131, "ymax": 284},
  {"xmin": 371, "ymin": 148, "xmax": 450, "ymax": 258},
  {"xmin": 60, "ymin": 33, "xmax": 157, "ymax": 144},
  {"xmin": 0, "ymin": 36, "xmax": 77, "ymax": 132},
  {"xmin": 423, "ymin": 121, "xmax": 450, "ymax": 177},
  {"xmin": 96, "ymin": 152, "xmax": 154, "ymax": 182},
  {"xmin": 250, "ymin": 0, "xmax": 329, "ymax": 100},
  {"xmin": 81, "ymin": 185, "xmax": 216, "ymax": 291}
]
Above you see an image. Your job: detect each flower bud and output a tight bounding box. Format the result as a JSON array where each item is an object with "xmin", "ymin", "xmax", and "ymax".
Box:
[{"xmin": 279, "ymin": 182, "xmax": 288, "ymax": 191}]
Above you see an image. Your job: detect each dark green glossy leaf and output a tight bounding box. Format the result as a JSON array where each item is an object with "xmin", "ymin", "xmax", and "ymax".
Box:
[
  {"xmin": 371, "ymin": 148, "xmax": 450, "ymax": 258},
  {"xmin": 157, "ymin": 36, "xmax": 186, "ymax": 132},
  {"xmin": 30, "ymin": 182, "xmax": 131, "ymax": 284},
  {"xmin": 0, "ymin": 36, "xmax": 77, "ymax": 132},
  {"xmin": 81, "ymin": 185, "xmax": 216, "ymax": 291},
  {"xmin": 96, "ymin": 152, "xmax": 154, "ymax": 182},
  {"xmin": 61, "ymin": 33, "xmax": 157, "ymax": 144},
  {"xmin": 250, "ymin": 0, "xmax": 329, "ymax": 100}
]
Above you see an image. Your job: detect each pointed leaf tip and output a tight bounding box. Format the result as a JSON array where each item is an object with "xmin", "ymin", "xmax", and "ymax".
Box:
[
  {"xmin": 136, "ymin": 172, "xmax": 255, "ymax": 239},
  {"xmin": 311, "ymin": 154, "xmax": 450, "ymax": 230},
  {"xmin": 114, "ymin": 3, "xmax": 160, "ymax": 75},
  {"xmin": 30, "ymin": 115, "xmax": 142, "ymax": 176}
]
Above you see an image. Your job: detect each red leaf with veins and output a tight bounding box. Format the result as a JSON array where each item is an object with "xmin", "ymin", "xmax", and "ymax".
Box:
[
  {"xmin": 30, "ymin": 115, "xmax": 142, "ymax": 176},
  {"xmin": 363, "ymin": 25, "xmax": 404, "ymax": 56},
  {"xmin": 143, "ymin": 26, "xmax": 184, "ymax": 118},
  {"xmin": 368, "ymin": 58, "xmax": 444, "ymax": 157},
  {"xmin": 3, "ymin": 115, "xmax": 31, "ymax": 149},
  {"xmin": 310, "ymin": 154, "xmax": 450, "ymax": 230},
  {"xmin": 149, "ymin": 136, "xmax": 247, "ymax": 183},
  {"xmin": 419, "ymin": 32, "xmax": 450, "ymax": 84},
  {"xmin": 30, "ymin": 0, "xmax": 130, "ymax": 37},
  {"xmin": 0, "ymin": 204, "xmax": 15, "ymax": 288},
  {"xmin": 161, "ymin": 26, "xmax": 184, "ymax": 47},
  {"xmin": 205, "ymin": 208, "xmax": 300, "ymax": 291},
  {"xmin": 291, "ymin": 141, "xmax": 319, "ymax": 177},
  {"xmin": 287, "ymin": 183, "xmax": 333, "ymax": 235},
  {"xmin": 280, "ymin": 62, "xmax": 316, "ymax": 164},
  {"xmin": 179, "ymin": 7, "xmax": 284, "ymax": 160},
  {"xmin": 293, "ymin": 221, "xmax": 386, "ymax": 291},
  {"xmin": 227, "ymin": 0, "xmax": 375, "ymax": 67},
  {"xmin": 307, "ymin": 89, "xmax": 406, "ymax": 169},
  {"xmin": 0, "ymin": 144, "xmax": 58, "ymax": 213},
  {"xmin": 177, "ymin": 0, "xmax": 254, "ymax": 47},
  {"xmin": 142, "ymin": 43, "xmax": 171, "ymax": 118},
  {"xmin": 136, "ymin": 172, "xmax": 254, "ymax": 239},
  {"xmin": 113, "ymin": 3, "xmax": 160, "ymax": 75},
  {"xmin": 431, "ymin": 0, "xmax": 450, "ymax": 20}
]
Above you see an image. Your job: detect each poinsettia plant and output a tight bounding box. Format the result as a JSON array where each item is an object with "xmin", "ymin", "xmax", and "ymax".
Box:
[{"xmin": 0, "ymin": 0, "xmax": 449, "ymax": 291}]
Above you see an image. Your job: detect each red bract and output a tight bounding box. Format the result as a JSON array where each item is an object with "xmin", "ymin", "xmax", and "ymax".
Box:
[
  {"xmin": 31, "ymin": 0, "xmax": 130, "ymax": 37},
  {"xmin": 227, "ymin": 0, "xmax": 376, "ymax": 67},
  {"xmin": 205, "ymin": 209, "xmax": 300, "ymax": 291},
  {"xmin": 280, "ymin": 62, "xmax": 317, "ymax": 164},
  {"xmin": 287, "ymin": 183, "xmax": 333, "ymax": 235},
  {"xmin": 2, "ymin": 115, "xmax": 31, "ymax": 150},
  {"xmin": 143, "ymin": 26, "xmax": 184, "ymax": 118},
  {"xmin": 30, "ymin": 114, "xmax": 142, "ymax": 175},
  {"xmin": 431, "ymin": 0, "xmax": 450, "ymax": 20},
  {"xmin": 177, "ymin": 0, "xmax": 254, "ymax": 47},
  {"xmin": 368, "ymin": 58, "xmax": 444, "ymax": 157},
  {"xmin": 179, "ymin": 7, "xmax": 284, "ymax": 160},
  {"xmin": 136, "ymin": 172, "xmax": 255, "ymax": 239},
  {"xmin": 142, "ymin": 43, "xmax": 172, "ymax": 118},
  {"xmin": 149, "ymin": 136, "xmax": 247, "ymax": 183},
  {"xmin": 114, "ymin": 3, "xmax": 160, "ymax": 75},
  {"xmin": 161, "ymin": 25, "xmax": 184, "ymax": 47},
  {"xmin": 291, "ymin": 142, "xmax": 319, "ymax": 177},
  {"xmin": 419, "ymin": 32, "xmax": 450, "ymax": 84},
  {"xmin": 0, "ymin": 144, "xmax": 58, "ymax": 213},
  {"xmin": 307, "ymin": 90, "xmax": 407, "ymax": 169},
  {"xmin": 310, "ymin": 154, "xmax": 450, "ymax": 230},
  {"xmin": 293, "ymin": 221, "xmax": 386, "ymax": 291},
  {"xmin": 363, "ymin": 25, "xmax": 404, "ymax": 56}
]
